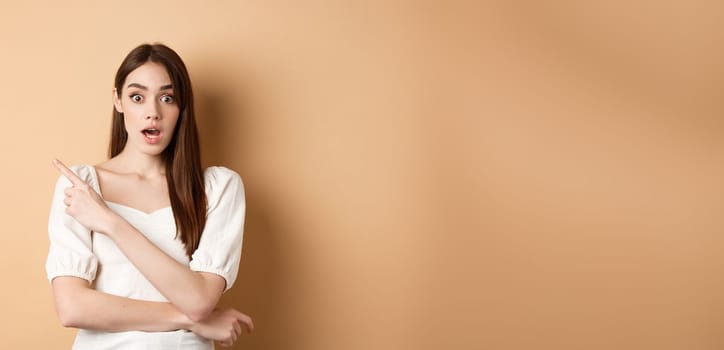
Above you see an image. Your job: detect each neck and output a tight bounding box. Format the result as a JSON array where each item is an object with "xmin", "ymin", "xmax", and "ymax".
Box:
[{"xmin": 115, "ymin": 147, "xmax": 167, "ymax": 178}]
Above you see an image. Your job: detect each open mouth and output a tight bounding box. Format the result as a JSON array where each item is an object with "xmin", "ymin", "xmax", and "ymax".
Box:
[
  {"xmin": 142, "ymin": 128, "xmax": 161, "ymax": 136},
  {"xmin": 142, "ymin": 128, "xmax": 162, "ymax": 144}
]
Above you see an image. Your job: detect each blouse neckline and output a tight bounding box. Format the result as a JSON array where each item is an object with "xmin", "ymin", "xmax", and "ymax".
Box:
[{"xmin": 87, "ymin": 164, "xmax": 173, "ymax": 216}]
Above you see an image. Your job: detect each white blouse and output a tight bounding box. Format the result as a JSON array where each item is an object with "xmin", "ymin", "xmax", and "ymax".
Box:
[{"xmin": 46, "ymin": 164, "xmax": 246, "ymax": 350}]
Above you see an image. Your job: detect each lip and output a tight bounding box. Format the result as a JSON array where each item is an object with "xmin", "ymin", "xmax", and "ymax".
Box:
[{"xmin": 141, "ymin": 127, "xmax": 163, "ymax": 145}]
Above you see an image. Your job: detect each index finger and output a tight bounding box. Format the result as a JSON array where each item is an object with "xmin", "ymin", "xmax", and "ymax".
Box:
[{"xmin": 52, "ymin": 159, "xmax": 85, "ymax": 187}]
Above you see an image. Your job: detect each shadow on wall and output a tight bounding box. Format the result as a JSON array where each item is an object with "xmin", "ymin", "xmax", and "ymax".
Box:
[{"xmin": 193, "ymin": 62, "xmax": 286, "ymax": 349}]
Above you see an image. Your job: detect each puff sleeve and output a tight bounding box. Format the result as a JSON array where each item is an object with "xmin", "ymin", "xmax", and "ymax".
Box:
[
  {"xmin": 45, "ymin": 165, "xmax": 98, "ymax": 283},
  {"xmin": 189, "ymin": 167, "xmax": 246, "ymax": 292}
]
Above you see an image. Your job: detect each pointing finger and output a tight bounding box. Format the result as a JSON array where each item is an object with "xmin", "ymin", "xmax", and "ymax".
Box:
[{"xmin": 52, "ymin": 159, "xmax": 85, "ymax": 187}]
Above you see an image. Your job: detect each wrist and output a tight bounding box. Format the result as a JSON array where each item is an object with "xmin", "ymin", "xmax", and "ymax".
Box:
[{"xmin": 101, "ymin": 209, "xmax": 124, "ymax": 238}]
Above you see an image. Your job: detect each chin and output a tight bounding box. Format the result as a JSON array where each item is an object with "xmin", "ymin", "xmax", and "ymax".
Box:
[{"xmin": 133, "ymin": 140, "xmax": 170, "ymax": 156}]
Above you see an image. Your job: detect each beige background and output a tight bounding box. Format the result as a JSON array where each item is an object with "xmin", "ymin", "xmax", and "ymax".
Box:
[{"xmin": 1, "ymin": 1, "xmax": 723, "ymax": 349}]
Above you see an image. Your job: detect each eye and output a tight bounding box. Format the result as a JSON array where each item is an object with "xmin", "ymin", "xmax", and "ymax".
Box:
[
  {"xmin": 160, "ymin": 95, "xmax": 175, "ymax": 104},
  {"xmin": 130, "ymin": 94, "xmax": 143, "ymax": 103}
]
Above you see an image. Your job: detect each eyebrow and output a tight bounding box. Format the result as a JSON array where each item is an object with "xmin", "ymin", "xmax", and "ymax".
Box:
[{"xmin": 126, "ymin": 83, "xmax": 174, "ymax": 91}]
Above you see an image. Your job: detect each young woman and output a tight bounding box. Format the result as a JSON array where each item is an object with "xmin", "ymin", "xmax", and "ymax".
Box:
[{"xmin": 46, "ymin": 43, "xmax": 253, "ymax": 349}]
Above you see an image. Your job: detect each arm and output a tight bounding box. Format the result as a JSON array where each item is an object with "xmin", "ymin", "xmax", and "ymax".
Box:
[
  {"xmin": 51, "ymin": 276, "xmax": 189, "ymax": 331},
  {"xmin": 52, "ymin": 276, "xmax": 253, "ymax": 345},
  {"xmin": 104, "ymin": 218, "xmax": 225, "ymax": 321}
]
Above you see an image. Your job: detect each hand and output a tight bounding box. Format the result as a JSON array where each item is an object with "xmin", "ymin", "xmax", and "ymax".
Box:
[
  {"xmin": 53, "ymin": 159, "xmax": 116, "ymax": 233},
  {"xmin": 189, "ymin": 308, "xmax": 254, "ymax": 347}
]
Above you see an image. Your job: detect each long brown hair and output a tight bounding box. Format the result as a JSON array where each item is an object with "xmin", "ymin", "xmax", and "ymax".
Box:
[{"xmin": 109, "ymin": 43, "xmax": 207, "ymax": 258}]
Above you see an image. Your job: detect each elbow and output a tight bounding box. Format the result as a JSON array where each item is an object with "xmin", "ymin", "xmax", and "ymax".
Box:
[
  {"xmin": 55, "ymin": 293, "xmax": 88, "ymax": 328},
  {"xmin": 56, "ymin": 305, "xmax": 81, "ymax": 328},
  {"xmin": 181, "ymin": 274, "xmax": 226, "ymax": 322},
  {"xmin": 51, "ymin": 278, "xmax": 91, "ymax": 329},
  {"xmin": 184, "ymin": 293, "xmax": 218, "ymax": 322},
  {"xmin": 58, "ymin": 315, "xmax": 77, "ymax": 328}
]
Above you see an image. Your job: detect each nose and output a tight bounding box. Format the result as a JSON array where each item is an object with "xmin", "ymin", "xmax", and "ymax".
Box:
[{"xmin": 145, "ymin": 103, "xmax": 161, "ymax": 120}]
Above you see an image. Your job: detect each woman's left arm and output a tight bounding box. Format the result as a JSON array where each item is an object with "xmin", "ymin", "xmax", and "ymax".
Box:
[
  {"xmin": 106, "ymin": 218, "xmax": 227, "ymax": 321},
  {"xmin": 54, "ymin": 160, "xmax": 242, "ymax": 322}
]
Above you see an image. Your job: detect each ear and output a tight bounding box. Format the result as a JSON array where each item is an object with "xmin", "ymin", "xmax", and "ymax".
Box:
[{"xmin": 112, "ymin": 88, "xmax": 123, "ymax": 113}]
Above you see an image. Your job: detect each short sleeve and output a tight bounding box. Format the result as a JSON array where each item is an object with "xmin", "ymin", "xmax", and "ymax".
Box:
[
  {"xmin": 189, "ymin": 167, "xmax": 246, "ymax": 292},
  {"xmin": 45, "ymin": 164, "xmax": 98, "ymax": 283}
]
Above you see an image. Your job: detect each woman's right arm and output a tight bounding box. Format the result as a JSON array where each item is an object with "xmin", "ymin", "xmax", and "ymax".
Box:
[
  {"xmin": 52, "ymin": 276, "xmax": 250, "ymax": 345},
  {"xmin": 47, "ymin": 165, "xmax": 251, "ymax": 345},
  {"xmin": 47, "ymin": 168, "xmax": 186, "ymax": 332}
]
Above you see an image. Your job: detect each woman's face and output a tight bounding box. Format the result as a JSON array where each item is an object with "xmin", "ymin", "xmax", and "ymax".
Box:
[{"xmin": 113, "ymin": 61, "xmax": 180, "ymax": 156}]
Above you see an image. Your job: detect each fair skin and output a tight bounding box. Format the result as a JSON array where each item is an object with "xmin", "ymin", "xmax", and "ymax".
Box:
[{"xmin": 50, "ymin": 62, "xmax": 252, "ymax": 347}]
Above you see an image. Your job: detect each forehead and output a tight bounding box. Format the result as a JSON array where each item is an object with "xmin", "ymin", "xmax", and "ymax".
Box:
[{"xmin": 123, "ymin": 62, "xmax": 172, "ymax": 89}]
